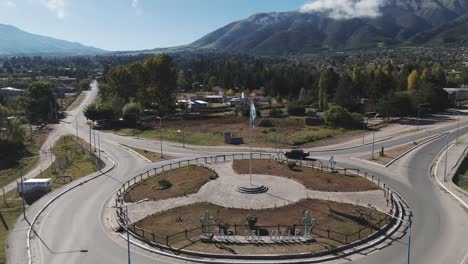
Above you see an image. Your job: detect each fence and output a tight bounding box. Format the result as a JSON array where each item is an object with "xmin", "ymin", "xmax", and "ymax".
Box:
[{"xmin": 115, "ymin": 152, "xmax": 400, "ymax": 254}]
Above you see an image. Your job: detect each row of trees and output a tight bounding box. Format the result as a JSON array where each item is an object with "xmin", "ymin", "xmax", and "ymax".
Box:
[{"xmin": 85, "ymin": 54, "xmax": 177, "ymax": 122}]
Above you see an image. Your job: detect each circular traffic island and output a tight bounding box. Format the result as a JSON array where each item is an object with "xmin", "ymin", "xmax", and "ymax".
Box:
[{"xmin": 116, "ymin": 156, "xmax": 402, "ymax": 261}]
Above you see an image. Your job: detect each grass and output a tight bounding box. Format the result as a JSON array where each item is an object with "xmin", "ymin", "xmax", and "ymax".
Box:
[
  {"xmin": 124, "ymin": 165, "xmax": 218, "ymax": 202},
  {"xmin": 66, "ymin": 92, "xmax": 87, "ymax": 111},
  {"xmin": 111, "ymin": 116, "xmax": 362, "ymax": 148},
  {"xmin": 34, "ymin": 135, "xmax": 99, "ymax": 190},
  {"xmin": 0, "ymin": 190, "xmax": 25, "ymax": 264},
  {"xmin": 454, "ymin": 157, "xmax": 468, "ymax": 191},
  {"xmin": 233, "ymin": 159, "xmax": 379, "ymax": 192},
  {"xmin": 135, "ymin": 199, "xmax": 387, "ymax": 254},
  {"xmin": 121, "ymin": 145, "xmax": 171, "ymax": 162},
  {"xmin": 0, "ymin": 128, "xmax": 50, "ymax": 188}
]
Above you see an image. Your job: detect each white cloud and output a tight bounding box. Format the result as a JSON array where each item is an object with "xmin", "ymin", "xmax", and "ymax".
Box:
[
  {"xmin": 44, "ymin": 0, "xmax": 66, "ymax": 19},
  {"xmin": 131, "ymin": 0, "xmax": 143, "ymax": 16},
  {"xmin": 300, "ymin": 0, "xmax": 383, "ymax": 19}
]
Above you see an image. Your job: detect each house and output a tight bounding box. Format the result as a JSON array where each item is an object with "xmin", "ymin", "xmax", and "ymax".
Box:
[
  {"xmin": 0, "ymin": 87, "xmax": 27, "ymax": 102},
  {"xmin": 443, "ymin": 88, "xmax": 468, "ymax": 106},
  {"xmin": 204, "ymin": 95, "xmax": 224, "ymax": 104}
]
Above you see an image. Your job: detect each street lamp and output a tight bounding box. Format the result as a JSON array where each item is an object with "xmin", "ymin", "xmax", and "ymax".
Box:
[
  {"xmin": 177, "ymin": 127, "xmax": 185, "ymax": 148},
  {"xmin": 456, "ymin": 111, "xmax": 460, "ymax": 144},
  {"xmin": 416, "ymin": 104, "xmax": 428, "ymax": 131},
  {"xmin": 156, "ymin": 116, "xmax": 166, "ymax": 158}
]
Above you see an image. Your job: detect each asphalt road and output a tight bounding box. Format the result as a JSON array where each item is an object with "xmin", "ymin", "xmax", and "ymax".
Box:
[{"xmin": 9, "ymin": 82, "xmax": 468, "ymax": 264}]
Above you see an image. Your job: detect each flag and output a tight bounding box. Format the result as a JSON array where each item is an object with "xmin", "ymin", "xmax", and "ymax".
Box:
[{"xmin": 250, "ymin": 100, "xmax": 257, "ymax": 126}]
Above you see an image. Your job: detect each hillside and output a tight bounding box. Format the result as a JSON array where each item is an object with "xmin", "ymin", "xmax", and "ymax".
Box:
[
  {"xmin": 0, "ymin": 24, "xmax": 105, "ymax": 55},
  {"xmin": 187, "ymin": 0, "xmax": 468, "ymax": 55}
]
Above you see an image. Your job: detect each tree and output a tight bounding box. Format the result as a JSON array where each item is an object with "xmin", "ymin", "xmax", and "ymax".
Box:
[
  {"xmin": 318, "ymin": 71, "xmax": 328, "ymax": 110},
  {"xmin": 324, "ymin": 105, "xmax": 362, "ymax": 129},
  {"xmin": 407, "ymin": 70, "xmax": 420, "ymax": 94},
  {"xmin": 208, "ymin": 76, "xmax": 218, "ymax": 89},
  {"xmin": 122, "ymin": 101, "xmax": 142, "ymax": 127},
  {"xmin": 287, "ymin": 101, "xmax": 306, "ymax": 116},
  {"xmin": 83, "ymin": 102, "xmax": 114, "ymax": 122},
  {"xmin": 177, "ymin": 70, "xmax": 189, "ymax": 90},
  {"xmin": 377, "ymin": 92, "xmax": 414, "ymax": 117},
  {"xmin": 27, "ymin": 81, "xmax": 57, "ymax": 123},
  {"xmin": 143, "ymin": 54, "xmax": 177, "ymax": 113},
  {"xmin": 334, "ymin": 74, "xmax": 359, "ymax": 111}
]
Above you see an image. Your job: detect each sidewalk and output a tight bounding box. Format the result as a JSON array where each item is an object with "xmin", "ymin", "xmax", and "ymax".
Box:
[{"xmin": 433, "ymin": 134, "xmax": 468, "ymax": 208}]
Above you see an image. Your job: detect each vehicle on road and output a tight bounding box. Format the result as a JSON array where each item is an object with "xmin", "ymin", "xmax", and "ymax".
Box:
[{"xmin": 284, "ymin": 149, "xmax": 309, "ymax": 160}]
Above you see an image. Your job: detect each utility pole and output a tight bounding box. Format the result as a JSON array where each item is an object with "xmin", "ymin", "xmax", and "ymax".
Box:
[
  {"xmin": 371, "ymin": 127, "xmax": 376, "ymax": 160},
  {"xmin": 456, "ymin": 111, "xmax": 460, "ymax": 144},
  {"xmin": 124, "ymin": 206, "xmax": 131, "ymax": 264},
  {"xmin": 157, "ymin": 116, "xmax": 164, "ymax": 159},
  {"xmin": 98, "ymin": 131, "xmax": 101, "ymax": 171},
  {"xmin": 407, "ymin": 221, "xmax": 412, "ymax": 264},
  {"xmin": 19, "ymin": 160, "xmax": 26, "ymax": 220},
  {"xmin": 89, "ymin": 126, "xmax": 92, "ymax": 153},
  {"xmin": 416, "ymin": 104, "xmax": 421, "ymax": 131},
  {"xmin": 444, "ymin": 134, "xmax": 449, "ymax": 182}
]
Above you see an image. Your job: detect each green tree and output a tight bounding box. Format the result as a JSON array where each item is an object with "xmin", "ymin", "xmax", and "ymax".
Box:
[
  {"xmin": 143, "ymin": 54, "xmax": 177, "ymax": 113},
  {"xmin": 334, "ymin": 74, "xmax": 359, "ymax": 111},
  {"xmin": 324, "ymin": 105, "xmax": 362, "ymax": 129},
  {"xmin": 176, "ymin": 70, "xmax": 189, "ymax": 90},
  {"xmin": 27, "ymin": 81, "xmax": 57, "ymax": 123}
]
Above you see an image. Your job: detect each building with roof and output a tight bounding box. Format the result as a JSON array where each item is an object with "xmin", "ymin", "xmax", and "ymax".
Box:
[
  {"xmin": 0, "ymin": 87, "xmax": 27, "ymax": 102},
  {"xmin": 443, "ymin": 88, "xmax": 468, "ymax": 107}
]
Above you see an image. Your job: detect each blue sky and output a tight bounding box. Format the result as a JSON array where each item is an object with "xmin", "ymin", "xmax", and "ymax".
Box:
[{"xmin": 0, "ymin": 0, "xmax": 308, "ymax": 51}]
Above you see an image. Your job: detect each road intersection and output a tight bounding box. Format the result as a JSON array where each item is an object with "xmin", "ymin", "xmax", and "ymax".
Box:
[{"xmin": 7, "ymin": 82, "xmax": 468, "ymax": 264}]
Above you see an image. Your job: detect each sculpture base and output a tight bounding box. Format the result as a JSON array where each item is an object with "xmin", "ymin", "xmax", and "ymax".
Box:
[{"xmin": 236, "ymin": 185, "xmax": 268, "ymax": 194}]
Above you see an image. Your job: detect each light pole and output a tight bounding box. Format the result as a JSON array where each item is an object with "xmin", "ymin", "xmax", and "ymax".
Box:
[
  {"xmin": 156, "ymin": 116, "xmax": 165, "ymax": 158},
  {"xmin": 456, "ymin": 111, "xmax": 460, "ymax": 144},
  {"xmin": 371, "ymin": 119, "xmax": 376, "ymax": 160},
  {"xmin": 416, "ymin": 104, "xmax": 421, "ymax": 131},
  {"xmin": 177, "ymin": 127, "xmax": 185, "ymax": 148},
  {"xmin": 444, "ymin": 133, "xmax": 449, "ymax": 182},
  {"xmin": 362, "ymin": 117, "xmax": 368, "ymax": 145}
]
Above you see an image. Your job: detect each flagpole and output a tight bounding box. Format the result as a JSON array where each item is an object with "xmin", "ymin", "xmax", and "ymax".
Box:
[{"xmin": 249, "ymin": 99, "xmax": 253, "ymax": 186}]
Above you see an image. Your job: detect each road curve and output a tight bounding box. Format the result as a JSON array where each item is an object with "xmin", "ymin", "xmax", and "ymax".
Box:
[{"xmin": 9, "ymin": 82, "xmax": 468, "ymax": 264}]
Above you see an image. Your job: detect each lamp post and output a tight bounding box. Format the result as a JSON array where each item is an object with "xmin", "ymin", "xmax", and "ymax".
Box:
[
  {"xmin": 444, "ymin": 133, "xmax": 449, "ymax": 182},
  {"xmin": 456, "ymin": 111, "xmax": 460, "ymax": 144},
  {"xmin": 177, "ymin": 127, "xmax": 185, "ymax": 148},
  {"xmin": 156, "ymin": 116, "xmax": 166, "ymax": 158}
]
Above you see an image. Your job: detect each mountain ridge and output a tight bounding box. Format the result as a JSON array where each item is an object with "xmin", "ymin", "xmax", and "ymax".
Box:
[{"xmin": 0, "ymin": 24, "xmax": 105, "ymax": 55}]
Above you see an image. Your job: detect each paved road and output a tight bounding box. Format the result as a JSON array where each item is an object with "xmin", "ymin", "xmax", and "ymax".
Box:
[{"xmin": 8, "ymin": 81, "xmax": 468, "ymax": 264}]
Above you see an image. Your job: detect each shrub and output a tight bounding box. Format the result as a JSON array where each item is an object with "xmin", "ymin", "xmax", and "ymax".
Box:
[
  {"xmin": 258, "ymin": 118, "xmax": 274, "ymax": 127},
  {"xmin": 269, "ymin": 108, "xmax": 283, "ymax": 118},
  {"xmin": 246, "ymin": 214, "xmax": 258, "ymax": 229},
  {"xmin": 287, "ymin": 101, "xmax": 306, "ymax": 116},
  {"xmin": 324, "ymin": 105, "xmax": 362, "ymax": 129},
  {"xmin": 158, "ymin": 179, "xmax": 172, "ymax": 190},
  {"xmin": 287, "ymin": 161, "xmax": 297, "ymax": 170}
]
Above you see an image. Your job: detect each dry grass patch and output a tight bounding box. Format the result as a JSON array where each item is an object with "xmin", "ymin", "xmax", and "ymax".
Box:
[
  {"xmin": 124, "ymin": 165, "xmax": 218, "ymax": 202},
  {"xmin": 122, "ymin": 145, "xmax": 172, "ymax": 162},
  {"xmin": 135, "ymin": 199, "xmax": 387, "ymax": 254},
  {"xmin": 233, "ymin": 160, "xmax": 378, "ymax": 192}
]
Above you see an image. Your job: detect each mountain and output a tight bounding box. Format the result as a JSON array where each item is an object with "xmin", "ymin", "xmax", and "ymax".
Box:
[
  {"xmin": 187, "ymin": 0, "xmax": 468, "ymax": 55},
  {"xmin": 0, "ymin": 24, "xmax": 105, "ymax": 55}
]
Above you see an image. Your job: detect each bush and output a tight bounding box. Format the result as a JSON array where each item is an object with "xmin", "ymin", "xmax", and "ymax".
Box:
[
  {"xmin": 269, "ymin": 108, "xmax": 283, "ymax": 118},
  {"xmin": 287, "ymin": 161, "xmax": 297, "ymax": 170},
  {"xmin": 246, "ymin": 214, "xmax": 258, "ymax": 229},
  {"xmin": 287, "ymin": 101, "xmax": 306, "ymax": 116},
  {"xmin": 158, "ymin": 179, "xmax": 172, "ymax": 190},
  {"xmin": 258, "ymin": 118, "xmax": 274, "ymax": 127},
  {"xmin": 324, "ymin": 105, "xmax": 362, "ymax": 129}
]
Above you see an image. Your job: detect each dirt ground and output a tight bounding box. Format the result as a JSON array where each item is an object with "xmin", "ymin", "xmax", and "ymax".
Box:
[
  {"xmin": 124, "ymin": 165, "xmax": 218, "ymax": 202},
  {"xmin": 133, "ymin": 116, "xmax": 363, "ymax": 148},
  {"xmin": 135, "ymin": 199, "xmax": 387, "ymax": 254},
  {"xmin": 233, "ymin": 160, "xmax": 379, "ymax": 192}
]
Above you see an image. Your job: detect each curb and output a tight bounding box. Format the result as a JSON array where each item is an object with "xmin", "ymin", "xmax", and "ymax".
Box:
[
  {"xmin": 26, "ymin": 152, "xmax": 116, "ymax": 264},
  {"xmin": 119, "ymin": 144, "xmax": 152, "ymax": 163},
  {"xmin": 385, "ymin": 132, "xmax": 449, "ymax": 167},
  {"xmin": 433, "ymin": 143, "xmax": 468, "ymax": 210}
]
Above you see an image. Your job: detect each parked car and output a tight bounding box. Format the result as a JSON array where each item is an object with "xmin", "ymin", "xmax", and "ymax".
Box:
[{"xmin": 284, "ymin": 149, "xmax": 309, "ymax": 160}]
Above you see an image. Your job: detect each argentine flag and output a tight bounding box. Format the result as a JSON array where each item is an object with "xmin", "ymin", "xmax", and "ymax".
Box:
[{"xmin": 250, "ymin": 100, "xmax": 256, "ymax": 128}]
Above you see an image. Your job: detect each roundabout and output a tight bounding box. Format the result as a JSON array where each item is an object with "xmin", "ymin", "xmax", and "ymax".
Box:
[{"xmin": 114, "ymin": 154, "xmax": 406, "ymax": 261}]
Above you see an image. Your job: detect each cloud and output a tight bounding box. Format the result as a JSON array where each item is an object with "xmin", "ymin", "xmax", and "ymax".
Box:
[
  {"xmin": 131, "ymin": 0, "xmax": 143, "ymax": 15},
  {"xmin": 44, "ymin": 0, "xmax": 66, "ymax": 19},
  {"xmin": 300, "ymin": 0, "xmax": 383, "ymax": 19}
]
